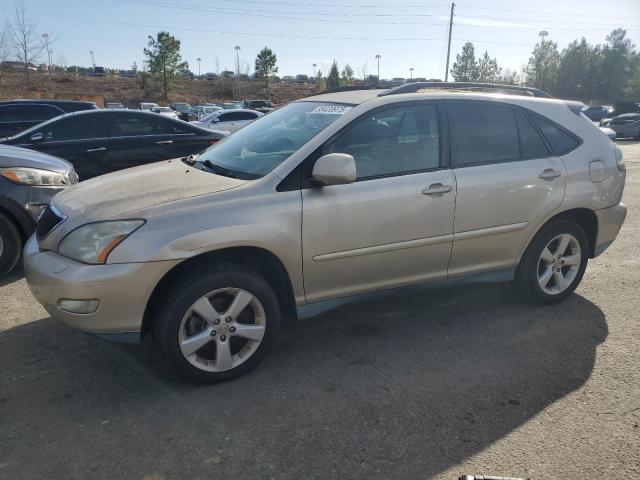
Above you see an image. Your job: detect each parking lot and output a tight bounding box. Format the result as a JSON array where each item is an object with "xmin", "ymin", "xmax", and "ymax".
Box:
[{"xmin": 0, "ymin": 141, "xmax": 638, "ymax": 479}]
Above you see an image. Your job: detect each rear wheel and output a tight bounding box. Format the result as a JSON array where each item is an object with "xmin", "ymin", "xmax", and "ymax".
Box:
[
  {"xmin": 514, "ymin": 220, "xmax": 589, "ymax": 304},
  {"xmin": 0, "ymin": 213, "xmax": 22, "ymax": 277},
  {"xmin": 154, "ymin": 263, "xmax": 280, "ymax": 383}
]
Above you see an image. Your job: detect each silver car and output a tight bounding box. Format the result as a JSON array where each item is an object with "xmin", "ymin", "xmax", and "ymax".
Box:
[
  {"xmin": 191, "ymin": 108, "xmax": 263, "ymax": 134},
  {"xmin": 24, "ymin": 84, "xmax": 627, "ymax": 383}
]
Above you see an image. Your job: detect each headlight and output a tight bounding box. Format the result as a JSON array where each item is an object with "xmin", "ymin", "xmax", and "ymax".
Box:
[
  {"xmin": 58, "ymin": 220, "xmax": 145, "ymax": 264},
  {"xmin": 0, "ymin": 167, "xmax": 68, "ymax": 186}
]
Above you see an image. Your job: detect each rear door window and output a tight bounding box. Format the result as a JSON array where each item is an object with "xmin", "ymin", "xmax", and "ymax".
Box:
[
  {"xmin": 531, "ymin": 114, "xmax": 581, "ymax": 155},
  {"xmin": 21, "ymin": 105, "xmax": 64, "ymax": 122},
  {"xmin": 0, "ymin": 105, "xmax": 25, "ymax": 122},
  {"xmin": 110, "ymin": 113, "xmax": 164, "ymax": 137},
  {"xmin": 448, "ymin": 103, "xmax": 519, "ymax": 167}
]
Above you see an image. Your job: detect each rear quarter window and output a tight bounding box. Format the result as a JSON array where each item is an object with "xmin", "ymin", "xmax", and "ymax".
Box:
[{"xmin": 531, "ymin": 113, "xmax": 581, "ymax": 156}]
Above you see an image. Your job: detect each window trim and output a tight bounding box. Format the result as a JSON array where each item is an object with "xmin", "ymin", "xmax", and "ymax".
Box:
[{"xmin": 289, "ymin": 100, "xmax": 447, "ymax": 189}]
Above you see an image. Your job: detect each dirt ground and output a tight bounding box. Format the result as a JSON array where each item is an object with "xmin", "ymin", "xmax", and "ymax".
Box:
[{"xmin": 0, "ymin": 142, "xmax": 638, "ymax": 479}]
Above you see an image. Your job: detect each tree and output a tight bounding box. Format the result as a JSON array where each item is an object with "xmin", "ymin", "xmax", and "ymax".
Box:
[
  {"xmin": 599, "ymin": 29, "xmax": 635, "ymax": 101},
  {"xmin": 477, "ymin": 51, "xmax": 501, "ymax": 83},
  {"xmin": 7, "ymin": 1, "xmax": 46, "ymax": 83},
  {"xmin": 315, "ymin": 69, "xmax": 324, "ymax": 89},
  {"xmin": 360, "ymin": 61, "xmax": 368, "ymax": 81},
  {"xmin": 524, "ymin": 37, "xmax": 560, "ymax": 92},
  {"xmin": 451, "ymin": 42, "xmax": 479, "ymax": 82},
  {"xmin": 497, "ymin": 68, "xmax": 520, "ymax": 86},
  {"xmin": 555, "ymin": 38, "xmax": 599, "ymax": 99},
  {"xmin": 143, "ymin": 31, "xmax": 188, "ymax": 98},
  {"xmin": 341, "ymin": 64, "xmax": 354, "ymax": 85},
  {"xmin": 327, "ymin": 60, "xmax": 340, "ymax": 89},
  {"xmin": 254, "ymin": 47, "xmax": 278, "ymax": 88}
]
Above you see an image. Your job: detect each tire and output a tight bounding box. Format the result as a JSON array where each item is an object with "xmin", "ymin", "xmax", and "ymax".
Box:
[
  {"xmin": 154, "ymin": 262, "xmax": 280, "ymax": 383},
  {"xmin": 513, "ymin": 219, "xmax": 589, "ymax": 305},
  {"xmin": 0, "ymin": 213, "xmax": 22, "ymax": 277}
]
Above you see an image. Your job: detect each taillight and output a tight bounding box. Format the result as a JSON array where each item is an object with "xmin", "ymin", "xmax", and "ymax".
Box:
[{"xmin": 208, "ymin": 139, "xmax": 219, "ymax": 145}]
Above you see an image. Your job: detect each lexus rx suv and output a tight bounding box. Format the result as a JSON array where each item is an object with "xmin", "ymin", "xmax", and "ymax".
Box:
[{"xmin": 24, "ymin": 83, "xmax": 627, "ymax": 383}]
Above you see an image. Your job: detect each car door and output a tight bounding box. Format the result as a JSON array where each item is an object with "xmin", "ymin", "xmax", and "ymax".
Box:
[
  {"xmin": 107, "ymin": 112, "xmax": 168, "ymax": 172},
  {"xmin": 301, "ymin": 102, "xmax": 456, "ymax": 302},
  {"xmin": 11, "ymin": 113, "xmax": 109, "ymax": 180},
  {"xmin": 156, "ymin": 116, "xmax": 212, "ymax": 158},
  {"xmin": 446, "ymin": 101, "xmax": 568, "ymax": 277}
]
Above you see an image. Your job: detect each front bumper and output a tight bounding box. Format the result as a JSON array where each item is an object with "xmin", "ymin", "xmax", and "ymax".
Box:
[
  {"xmin": 594, "ymin": 203, "xmax": 627, "ymax": 256},
  {"xmin": 23, "ymin": 235, "xmax": 180, "ymax": 342}
]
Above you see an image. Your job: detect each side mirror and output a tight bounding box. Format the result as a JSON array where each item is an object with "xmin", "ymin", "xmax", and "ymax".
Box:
[
  {"xmin": 311, "ymin": 153, "xmax": 356, "ymax": 187},
  {"xmin": 30, "ymin": 132, "xmax": 44, "ymax": 142}
]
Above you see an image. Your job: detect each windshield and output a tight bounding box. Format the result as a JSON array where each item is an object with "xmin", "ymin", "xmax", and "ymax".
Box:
[
  {"xmin": 252, "ymin": 101, "xmax": 270, "ymax": 108},
  {"xmin": 197, "ymin": 101, "xmax": 352, "ymax": 179}
]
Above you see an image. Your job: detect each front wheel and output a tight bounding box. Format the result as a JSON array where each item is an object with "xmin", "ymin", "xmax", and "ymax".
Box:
[
  {"xmin": 514, "ymin": 220, "xmax": 589, "ymax": 304},
  {"xmin": 154, "ymin": 263, "xmax": 280, "ymax": 383},
  {"xmin": 0, "ymin": 213, "xmax": 22, "ymax": 277}
]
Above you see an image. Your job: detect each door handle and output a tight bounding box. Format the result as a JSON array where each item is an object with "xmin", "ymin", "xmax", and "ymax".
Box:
[
  {"xmin": 156, "ymin": 140, "xmax": 174, "ymax": 145},
  {"xmin": 422, "ymin": 183, "xmax": 453, "ymax": 196},
  {"xmin": 86, "ymin": 147, "xmax": 106, "ymax": 153},
  {"xmin": 538, "ymin": 168, "xmax": 561, "ymax": 180}
]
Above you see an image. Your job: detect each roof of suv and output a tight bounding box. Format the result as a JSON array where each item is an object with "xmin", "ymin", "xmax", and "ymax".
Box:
[{"xmin": 0, "ymin": 99, "xmax": 98, "ymax": 111}]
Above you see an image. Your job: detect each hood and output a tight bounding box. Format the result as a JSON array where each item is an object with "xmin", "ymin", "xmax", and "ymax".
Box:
[
  {"xmin": 53, "ymin": 158, "xmax": 246, "ymax": 220},
  {"xmin": 0, "ymin": 144, "xmax": 72, "ymax": 174}
]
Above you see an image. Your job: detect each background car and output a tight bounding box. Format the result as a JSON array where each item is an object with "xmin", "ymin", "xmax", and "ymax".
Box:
[
  {"xmin": 139, "ymin": 102, "xmax": 159, "ymax": 112},
  {"xmin": 152, "ymin": 106, "xmax": 179, "ymax": 119},
  {"xmin": 245, "ymin": 99, "xmax": 274, "ymax": 114},
  {"xmin": 1, "ymin": 110, "xmax": 227, "ymax": 180},
  {"xmin": 604, "ymin": 113, "xmax": 640, "ymax": 139},
  {"xmin": 218, "ymin": 102, "xmax": 238, "ymax": 110},
  {"xmin": 0, "ymin": 144, "xmax": 77, "ymax": 276},
  {"xmin": 191, "ymin": 108, "xmax": 263, "ymax": 133},
  {"xmin": 0, "ymin": 99, "xmax": 98, "ymax": 138},
  {"xmin": 599, "ymin": 126, "xmax": 617, "ymax": 140},
  {"xmin": 193, "ymin": 105, "xmax": 222, "ymax": 119},
  {"xmin": 582, "ymin": 105, "xmax": 613, "ymax": 122},
  {"xmin": 106, "ymin": 102, "xmax": 126, "ymax": 109},
  {"xmin": 170, "ymin": 102, "xmax": 195, "ymax": 121}
]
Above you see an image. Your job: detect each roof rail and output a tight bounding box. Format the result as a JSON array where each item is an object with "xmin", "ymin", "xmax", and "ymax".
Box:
[
  {"xmin": 378, "ymin": 82, "xmax": 553, "ymax": 99},
  {"xmin": 323, "ymin": 85, "xmax": 378, "ymax": 94}
]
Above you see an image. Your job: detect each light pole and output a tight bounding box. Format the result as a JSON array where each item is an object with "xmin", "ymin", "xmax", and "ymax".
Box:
[
  {"xmin": 375, "ymin": 54, "xmax": 381, "ymax": 82},
  {"xmin": 409, "ymin": 67, "xmax": 414, "ymax": 79},
  {"xmin": 537, "ymin": 31, "xmax": 548, "ymax": 88},
  {"xmin": 42, "ymin": 33, "xmax": 52, "ymax": 72},
  {"xmin": 312, "ymin": 63, "xmax": 317, "ymax": 77},
  {"xmin": 234, "ymin": 45, "xmax": 241, "ymax": 75},
  {"xmin": 196, "ymin": 57, "xmax": 202, "ymax": 77}
]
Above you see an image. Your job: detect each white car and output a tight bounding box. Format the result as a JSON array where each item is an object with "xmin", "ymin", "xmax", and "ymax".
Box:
[
  {"xmin": 152, "ymin": 107, "xmax": 179, "ymax": 119},
  {"xmin": 139, "ymin": 102, "xmax": 159, "ymax": 112},
  {"xmin": 191, "ymin": 108, "xmax": 263, "ymax": 133}
]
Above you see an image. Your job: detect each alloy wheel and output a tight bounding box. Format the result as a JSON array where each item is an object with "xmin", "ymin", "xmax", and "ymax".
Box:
[
  {"xmin": 537, "ymin": 233, "xmax": 582, "ymax": 295},
  {"xmin": 178, "ymin": 288, "xmax": 266, "ymax": 372}
]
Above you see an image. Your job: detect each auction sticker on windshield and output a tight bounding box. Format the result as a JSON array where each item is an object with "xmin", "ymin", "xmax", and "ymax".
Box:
[{"xmin": 310, "ymin": 105, "xmax": 353, "ymax": 114}]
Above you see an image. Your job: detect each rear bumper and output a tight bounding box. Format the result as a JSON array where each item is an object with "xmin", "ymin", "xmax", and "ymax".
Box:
[
  {"xmin": 594, "ymin": 203, "xmax": 627, "ymax": 256},
  {"xmin": 23, "ymin": 235, "xmax": 180, "ymax": 342}
]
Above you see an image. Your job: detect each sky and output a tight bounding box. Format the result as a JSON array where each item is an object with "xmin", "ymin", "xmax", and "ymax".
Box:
[{"xmin": 2, "ymin": 0, "xmax": 640, "ymax": 80}]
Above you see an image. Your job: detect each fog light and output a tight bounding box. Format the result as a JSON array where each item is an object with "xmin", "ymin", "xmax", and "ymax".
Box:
[{"xmin": 57, "ymin": 299, "xmax": 100, "ymax": 314}]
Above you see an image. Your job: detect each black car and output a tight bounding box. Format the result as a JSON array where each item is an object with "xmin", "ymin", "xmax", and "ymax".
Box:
[
  {"xmin": 0, "ymin": 99, "xmax": 98, "ymax": 138},
  {"xmin": 581, "ymin": 105, "xmax": 613, "ymax": 122},
  {"xmin": 0, "ymin": 144, "xmax": 77, "ymax": 276},
  {"xmin": 1, "ymin": 110, "xmax": 227, "ymax": 180}
]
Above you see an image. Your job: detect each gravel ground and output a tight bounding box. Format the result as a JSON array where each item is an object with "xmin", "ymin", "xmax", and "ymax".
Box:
[{"xmin": 1, "ymin": 142, "xmax": 639, "ymax": 480}]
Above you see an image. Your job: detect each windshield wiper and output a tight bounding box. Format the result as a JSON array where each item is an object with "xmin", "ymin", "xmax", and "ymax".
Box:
[
  {"xmin": 182, "ymin": 154, "xmax": 198, "ymax": 165},
  {"xmin": 202, "ymin": 159, "xmax": 239, "ymax": 179}
]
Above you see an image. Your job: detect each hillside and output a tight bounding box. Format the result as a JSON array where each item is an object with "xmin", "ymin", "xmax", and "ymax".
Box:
[{"xmin": 0, "ymin": 72, "xmax": 320, "ymax": 107}]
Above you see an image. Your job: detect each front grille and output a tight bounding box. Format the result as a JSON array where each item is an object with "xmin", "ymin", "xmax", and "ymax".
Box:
[
  {"xmin": 68, "ymin": 169, "xmax": 79, "ymax": 185},
  {"xmin": 36, "ymin": 204, "xmax": 64, "ymax": 240}
]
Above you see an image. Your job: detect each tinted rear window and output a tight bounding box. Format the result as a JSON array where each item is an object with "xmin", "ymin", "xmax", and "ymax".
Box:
[
  {"xmin": 449, "ymin": 103, "xmax": 519, "ymax": 166},
  {"xmin": 531, "ymin": 114, "xmax": 581, "ymax": 155}
]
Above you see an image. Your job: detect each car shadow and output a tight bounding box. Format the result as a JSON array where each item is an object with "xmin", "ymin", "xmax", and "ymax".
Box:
[{"xmin": 0, "ymin": 282, "xmax": 607, "ymax": 479}]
